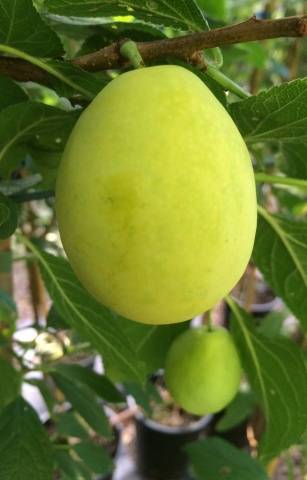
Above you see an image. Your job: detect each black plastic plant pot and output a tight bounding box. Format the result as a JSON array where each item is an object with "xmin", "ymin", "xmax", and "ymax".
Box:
[{"xmin": 134, "ymin": 411, "xmax": 212, "ymax": 480}]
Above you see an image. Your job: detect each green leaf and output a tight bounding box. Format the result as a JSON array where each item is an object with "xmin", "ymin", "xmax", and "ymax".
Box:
[
  {"xmin": 216, "ymin": 391, "xmax": 256, "ymax": 433},
  {"xmin": 0, "ymin": 76, "xmax": 27, "ymax": 111},
  {"xmin": 123, "ymin": 381, "xmax": 156, "ymax": 415},
  {"xmin": 280, "ymin": 142, "xmax": 307, "ymax": 180},
  {"xmin": 0, "ymin": 397, "xmax": 53, "ymax": 480},
  {"xmin": 114, "ymin": 314, "xmax": 188, "ymax": 374},
  {"xmin": 30, "ymin": 150, "xmax": 61, "ymax": 190},
  {"xmin": 26, "ymin": 241, "xmax": 145, "ymax": 382},
  {"xmin": 54, "ymin": 450, "xmax": 91, "ymax": 480},
  {"xmin": 46, "ymin": 304, "xmax": 68, "ymax": 329},
  {"xmin": 73, "ymin": 441, "xmax": 113, "ymax": 474},
  {"xmin": 230, "ymin": 78, "xmax": 307, "ymax": 144},
  {"xmin": 51, "ymin": 371, "xmax": 112, "ymax": 438},
  {"xmin": 0, "ymin": 290, "xmax": 16, "ymax": 330},
  {"xmin": 0, "ymin": 252, "xmax": 11, "ymax": 273},
  {"xmin": 225, "ymin": 43, "xmax": 267, "ymax": 69},
  {"xmin": 0, "ymin": 357, "xmax": 21, "ymax": 410},
  {"xmin": 78, "ymin": 21, "xmax": 166, "ymax": 56},
  {"xmin": 196, "ymin": 0, "xmax": 228, "ymax": 20},
  {"xmin": 0, "ymin": 145, "xmax": 27, "ymax": 178},
  {"xmin": 54, "ymin": 363, "xmax": 123, "ymax": 402},
  {"xmin": 0, "ymin": 193, "xmax": 18, "ymax": 240},
  {"xmin": 44, "ymin": 0, "xmax": 209, "ymax": 32},
  {"xmin": 254, "ymin": 207, "xmax": 307, "ymax": 331},
  {"xmin": 229, "ymin": 300, "xmax": 307, "ymax": 462},
  {"xmin": 0, "ymin": 0, "xmax": 62, "ymax": 56},
  {"xmin": 57, "ymin": 411, "xmax": 89, "ymax": 439},
  {"xmin": 187, "ymin": 437, "xmax": 268, "ymax": 480},
  {"xmin": 45, "ymin": 60, "xmax": 109, "ymax": 99},
  {"xmin": 24, "ymin": 378, "xmax": 55, "ymax": 415},
  {"xmin": 257, "ymin": 310, "xmax": 286, "ymax": 339},
  {"xmin": 0, "ymin": 102, "xmax": 78, "ymax": 167}
]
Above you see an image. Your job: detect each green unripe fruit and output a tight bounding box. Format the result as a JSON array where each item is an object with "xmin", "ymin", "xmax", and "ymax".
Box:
[
  {"xmin": 165, "ymin": 327, "xmax": 241, "ymax": 415},
  {"xmin": 56, "ymin": 65, "xmax": 256, "ymax": 325}
]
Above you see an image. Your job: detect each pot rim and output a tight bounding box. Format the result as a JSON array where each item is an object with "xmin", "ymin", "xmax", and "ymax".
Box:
[{"xmin": 127, "ymin": 395, "xmax": 213, "ymax": 435}]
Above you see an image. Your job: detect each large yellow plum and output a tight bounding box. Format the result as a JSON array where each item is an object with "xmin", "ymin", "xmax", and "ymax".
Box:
[{"xmin": 56, "ymin": 65, "xmax": 256, "ymax": 325}]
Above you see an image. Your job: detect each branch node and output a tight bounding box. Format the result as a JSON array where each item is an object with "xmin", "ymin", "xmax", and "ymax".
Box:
[
  {"xmin": 119, "ymin": 39, "xmax": 145, "ymax": 69},
  {"xmin": 298, "ymin": 18, "xmax": 307, "ymax": 36}
]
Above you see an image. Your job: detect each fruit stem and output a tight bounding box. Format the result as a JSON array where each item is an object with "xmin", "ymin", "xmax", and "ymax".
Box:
[
  {"xmin": 255, "ymin": 173, "xmax": 307, "ymax": 190},
  {"xmin": 120, "ymin": 40, "xmax": 145, "ymax": 69},
  {"xmin": 206, "ymin": 65, "xmax": 251, "ymax": 99},
  {"xmin": 206, "ymin": 311, "xmax": 213, "ymax": 331}
]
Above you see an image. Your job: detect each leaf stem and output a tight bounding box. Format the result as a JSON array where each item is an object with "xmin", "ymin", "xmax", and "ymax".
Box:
[
  {"xmin": 206, "ymin": 65, "xmax": 251, "ymax": 99},
  {"xmin": 255, "ymin": 173, "xmax": 307, "ymax": 190}
]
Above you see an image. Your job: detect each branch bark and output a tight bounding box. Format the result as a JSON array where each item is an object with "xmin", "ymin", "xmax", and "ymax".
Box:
[{"xmin": 0, "ymin": 15, "xmax": 306, "ymax": 84}]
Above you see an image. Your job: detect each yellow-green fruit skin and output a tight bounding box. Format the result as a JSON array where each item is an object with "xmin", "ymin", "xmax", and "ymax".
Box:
[
  {"xmin": 56, "ymin": 65, "xmax": 256, "ymax": 325},
  {"xmin": 165, "ymin": 327, "xmax": 241, "ymax": 415}
]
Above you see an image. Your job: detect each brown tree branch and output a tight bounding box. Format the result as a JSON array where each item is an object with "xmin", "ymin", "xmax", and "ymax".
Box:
[
  {"xmin": 0, "ymin": 15, "xmax": 306, "ymax": 84},
  {"xmin": 74, "ymin": 15, "xmax": 307, "ymax": 71},
  {"xmin": 0, "ymin": 57, "xmax": 50, "ymax": 84}
]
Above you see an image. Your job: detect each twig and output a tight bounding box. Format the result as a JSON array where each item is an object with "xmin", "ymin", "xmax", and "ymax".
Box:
[
  {"xmin": 255, "ymin": 173, "xmax": 307, "ymax": 190},
  {"xmin": 0, "ymin": 15, "xmax": 306, "ymax": 83}
]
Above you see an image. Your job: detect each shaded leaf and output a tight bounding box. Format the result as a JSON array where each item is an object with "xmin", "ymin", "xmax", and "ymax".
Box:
[
  {"xmin": 216, "ymin": 391, "xmax": 256, "ymax": 433},
  {"xmin": 27, "ymin": 241, "xmax": 145, "ymax": 382},
  {"xmin": 46, "ymin": 60, "xmax": 110, "ymax": 99},
  {"xmin": 196, "ymin": 0, "xmax": 228, "ymax": 20},
  {"xmin": 54, "ymin": 363, "xmax": 123, "ymax": 402},
  {"xmin": 51, "ymin": 371, "xmax": 111, "ymax": 438},
  {"xmin": 230, "ymin": 78, "xmax": 307, "ymax": 144},
  {"xmin": 113, "ymin": 313, "xmax": 188, "ymax": 375},
  {"xmin": 24, "ymin": 378, "xmax": 55, "ymax": 415},
  {"xmin": 73, "ymin": 441, "xmax": 113, "ymax": 474},
  {"xmin": 0, "ymin": 397, "xmax": 53, "ymax": 480},
  {"xmin": 54, "ymin": 450, "xmax": 91, "ymax": 480},
  {"xmin": 187, "ymin": 437, "xmax": 268, "ymax": 480},
  {"xmin": 0, "ymin": 357, "xmax": 21, "ymax": 410},
  {"xmin": 0, "ymin": 102, "xmax": 78, "ymax": 167},
  {"xmin": 0, "ymin": 76, "xmax": 27, "ymax": 111},
  {"xmin": 57, "ymin": 411, "xmax": 89, "ymax": 439},
  {"xmin": 0, "ymin": 0, "xmax": 62, "ymax": 56},
  {"xmin": 0, "ymin": 290, "xmax": 16, "ymax": 330},
  {"xmin": 46, "ymin": 304, "xmax": 68, "ymax": 329},
  {"xmin": 44, "ymin": 0, "xmax": 209, "ymax": 32},
  {"xmin": 229, "ymin": 300, "xmax": 307, "ymax": 461},
  {"xmin": 280, "ymin": 142, "xmax": 307, "ymax": 180},
  {"xmin": 30, "ymin": 150, "xmax": 61, "ymax": 190},
  {"xmin": 0, "ymin": 193, "xmax": 18, "ymax": 240},
  {"xmin": 254, "ymin": 207, "xmax": 307, "ymax": 330},
  {"xmin": 257, "ymin": 310, "xmax": 286, "ymax": 339},
  {"xmin": 78, "ymin": 21, "xmax": 166, "ymax": 56}
]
